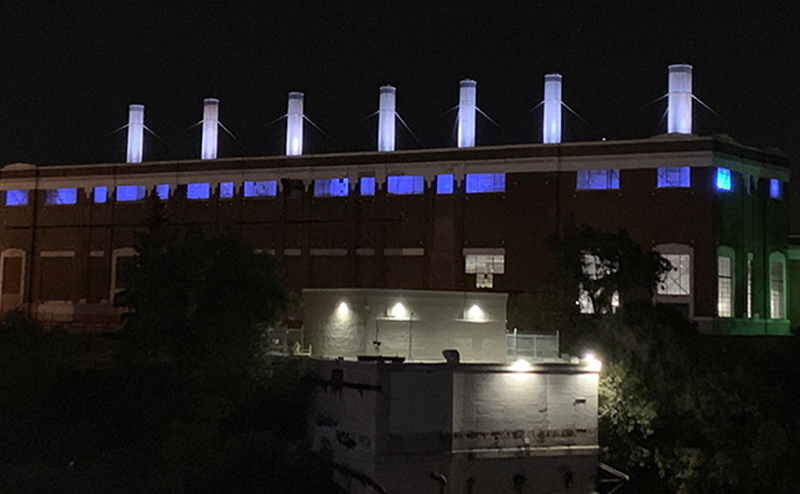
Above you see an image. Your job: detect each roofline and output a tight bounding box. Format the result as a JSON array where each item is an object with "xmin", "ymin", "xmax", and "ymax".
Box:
[{"xmin": 2, "ymin": 135, "xmax": 790, "ymax": 181}]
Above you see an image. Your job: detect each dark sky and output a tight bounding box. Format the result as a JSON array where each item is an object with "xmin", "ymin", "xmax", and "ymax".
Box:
[{"xmin": 1, "ymin": 2, "xmax": 798, "ymax": 167}]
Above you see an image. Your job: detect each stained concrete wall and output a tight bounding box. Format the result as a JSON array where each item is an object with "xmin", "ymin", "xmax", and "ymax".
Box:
[
  {"xmin": 303, "ymin": 288, "xmax": 508, "ymax": 362},
  {"xmin": 308, "ymin": 358, "xmax": 599, "ymax": 494}
]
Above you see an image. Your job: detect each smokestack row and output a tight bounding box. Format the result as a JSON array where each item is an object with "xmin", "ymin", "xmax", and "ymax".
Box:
[{"xmin": 125, "ymin": 64, "xmax": 693, "ymax": 162}]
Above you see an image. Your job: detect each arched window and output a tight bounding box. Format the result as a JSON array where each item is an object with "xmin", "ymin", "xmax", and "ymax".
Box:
[
  {"xmin": 717, "ymin": 246, "xmax": 735, "ymax": 318},
  {"xmin": 769, "ymin": 252, "xmax": 786, "ymax": 319}
]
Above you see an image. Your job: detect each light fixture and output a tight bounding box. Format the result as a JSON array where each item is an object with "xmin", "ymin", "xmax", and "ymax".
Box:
[
  {"xmin": 389, "ymin": 302, "xmax": 407, "ymax": 319},
  {"xmin": 467, "ymin": 304, "xmax": 484, "ymax": 320},
  {"xmin": 583, "ymin": 353, "xmax": 602, "ymax": 372},
  {"xmin": 509, "ymin": 358, "xmax": 532, "ymax": 372},
  {"xmin": 337, "ymin": 302, "xmax": 349, "ymax": 316}
]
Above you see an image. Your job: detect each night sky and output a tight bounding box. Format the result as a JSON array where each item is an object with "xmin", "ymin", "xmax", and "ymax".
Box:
[{"xmin": 1, "ymin": 3, "xmax": 798, "ymax": 169}]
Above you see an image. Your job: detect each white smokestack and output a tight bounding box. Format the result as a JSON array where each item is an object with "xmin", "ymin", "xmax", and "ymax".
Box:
[
  {"xmin": 126, "ymin": 104, "xmax": 144, "ymax": 163},
  {"xmin": 378, "ymin": 85, "xmax": 396, "ymax": 152},
  {"xmin": 201, "ymin": 98, "xmax": 219, "ymax": 160},
  {"xmin": 543, "ymin": 74, "xmax": 562, "ymax": 144},
  {"xmin": 668, "ymin": 64, "xmax": 692, "ymax": 134},
  {"xmin": 457, "ymin": 79, "xmax": 477, "ymax": 148},
  {"xmin": 286, "ymin": 92, "xmax": 304, "ymax": 156}
]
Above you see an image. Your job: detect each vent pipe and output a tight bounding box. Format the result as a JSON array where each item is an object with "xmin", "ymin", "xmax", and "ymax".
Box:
[
  {"xmin": 457, "ymin": 79, "xmax": 477, "ymax": 148},
  {"xmin": 668, "ymin": 64, "xmax": 692, "ymax": 134},
  {"xmin": 378, "ymin": 85, "xmax": 396, "ymax": 152},
  {"xmin": 126, "ymin": 104, "xmax": 144, "ymax": 163},
  {"xmin": 286, "ymin": 92, "xmax": 304, "ymax": 156},
  {"xmin": 201, "ymin": 98, "xmax": 219, "ymax": 160},
  {"xmin": 543, "ymin": 74, "xmax": 562, "ymax": 144}
]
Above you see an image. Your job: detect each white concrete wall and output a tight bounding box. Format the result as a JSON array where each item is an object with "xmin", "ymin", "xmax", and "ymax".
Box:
[
  {"xmin": 308, "ymin": 359, "xmax": 599, "ymax": 494},
  {"xmin": 303, "ymin": 288, "xmax": 508, "ymax": 362}
]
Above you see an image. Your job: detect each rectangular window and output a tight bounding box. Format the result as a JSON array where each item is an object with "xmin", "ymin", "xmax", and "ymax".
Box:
[
  {"xmin": 465, "ymin": 173, "xmax": 505, "ymax": 193},
  {"xmin": 657, "ymin": 167, "xmax": 690, "ymax": 188},
  {"xmin": 116, "ymin": 185, "xmax": 146, "ymax": 202},
  {"xmin": 155, "ymin": 184, "xmax": 170, "ymax": 200},
  {"xmin": 387, "ymin": 175, "xmax": 424, "ymax": 195},
  {"xmin": 716, "ymin": 168, "xmax": 732, "ymax": 191},
  {"xmin": 5, "ymin": 190, "xmax": 28, "ymax": 206},
  {"xmin": 576, "ymin": 169, "xmax": 620, "ymax": 190},
  {"xmin": 436, "ymin": 174, "xmax": 454, "ymax": 194},
  {"xmin": 360, "ymin": 177, "xmax": 375, "ymax": 196},
  {"xmin": 243, "ymin": 180, "xmax": 277, "ymax": 197},
  {"xmin": 718, "ymin": 256, "xmax": 733, "ymax": 317},
  {"xmin": 658, "ymin": 254, "xmax": 691, "ymax": 295},
  {"xmin": 579, "ymin": 253, "xmax": 619, "ymax": 314},
  {"xmin": 186, "ymin": 183, "xmax": 210, "ymax": 200},
  {"xmin": 44, "ymin": 188, "xmax": 77, "ymax": 205},
  {"xmin": 770, "ymin": 260, "xmax": 785, "ymax": 319},
  {"xmin": 94, "ymin": 186, "xmax": 108, "ymax": 204},
  {"xmin": 219, "ymin": 182, "xmax": 234, "ymax": 198},
  {"xmin": 465, "ymin": 254, "xmax": 505, "ymax": 275},
  {"xmin": 313, "ymin": 178, "xmax": 349, "ymax": 197},
  {"xmin": 770, "ymin": 179, "xmax": 783, "ymax": 199}
]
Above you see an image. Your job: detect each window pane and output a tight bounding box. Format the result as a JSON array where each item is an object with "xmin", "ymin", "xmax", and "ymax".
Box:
[
  {"xmin": 387, "ymin": 176, "xmax": 424, "ymax": 195},
  {"xmin": 718, "ymin": 256, "xmax": 733, "ymax": 317},
  {"xmin": 155, "ymin": 184, "xmax": 170, "ymax": 200},
  {"xmin": 116, "ymin": 185, "xmax": 145, "ymax": 202},
  {"xmin": 360, "ymin": 177, "xmax": 375, "ymax": 196},
  {"xmin": 219, "ymin": 182, "xmax": 234, "ymax": 198},
  {"xmin": 94, "ymin": 187, "xmax": 108, "ymax": 204},
  {"xmin": 5, "ymin": 190, "xmax": 28, "ymax": 206},
  {"xmin": 770, "ymin": 261, "xmax": 784, "ymax": 319},
  {"xmin": 243, "ymin": 181, "xmax": 277, "ymax": 197},
  {"xmin": 465, "ymin": 173, "xmax": 505, "ymax": 193},
  {"xmin": 576, "ymin": 170, "xmax": 620, "ymax": 190},
  {"xmin": 314, "ymin": 178, "xmax": 349, "ymax": 197},
  {"xmin": 658, "ymin": 254, "xmax": 691, "ymax": 295},
  {"xmin": 657, "ymin": 167, "xmax": 690, "ymax": 188},
  {"xmin": 186, "ymin": 183, "xmax": 210, "ymax": 200},
  {"xmin": 716, "ymin": 168, "xmax": 732, "ymax": 191},
  {"xmin": 770, "ymin": 179, "xmax": 783, "ymax": 199},
  {"xmin": 45, "ymin": 188, "xmax": 77, "ymax": 205},
  {"xmin": 437, "ymin": 174, "xmax": 454, "ymax": 194}
]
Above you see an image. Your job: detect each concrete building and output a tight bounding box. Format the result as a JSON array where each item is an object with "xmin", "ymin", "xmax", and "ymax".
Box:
[{"xmin": 308, "ymin": 356, "xmax": 600, "ymax": 494}]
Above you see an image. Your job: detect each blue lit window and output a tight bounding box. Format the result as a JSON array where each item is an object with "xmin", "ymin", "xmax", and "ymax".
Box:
[
  {"xmin": 116, "ymin": 185, "xmax": 146, "ymax": 202},
  {"xmin": 155, "ymin": 184, "xmax": 169, "ymax": 200},
  {"xmin": 94, "ymin": 186, "xmax": 108, "ymax": 204},
  {"xmin": 657, "ymin": 167, "xmax": 690, "ymax": 188},
  {"xmin": 186, "ymin": 183, "xmax": 210, "ymax": 200},
  {"xmin": 466, "ymin": 173, "xmax": 505, "ymax": 193},
  {"xmin": 219, "ymin": 182, "xmax": 234, "ymax": 198},
  {"xmin": 243, "ymin": 180, "xmax": 277, "ymax": 197},
  {"xmin": 5, "ymin": 190, "xmax": 28, "ymax": 206},
  {"xmin": 770, "ymin": 179, "xmax": 783, "ymax": 199},
  {"xmin": 437, "ymin": 174, "xmax": 454, "ymax": 194},
  {"xmin": 576, "ymin": 170, "xmax": 620, "ymax": 190},
  {"xmin": 360, "ymin": 177, "xmax": 375, "ymax": 196},
  {"xmin": 314, "ymin": 178, "xmax": 349, "ymax": 197},
  {"xmin": 387, "ymin": 176, "xmax": 424, "ymax": 195},
  {"xmin": 45, "ymin": 188, "xmax": 77, "ymax": 205},
  {"xmin": 716, "ymin": 168, "xmax": 732, "ymax": 191}
]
